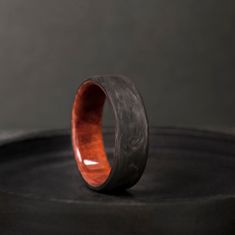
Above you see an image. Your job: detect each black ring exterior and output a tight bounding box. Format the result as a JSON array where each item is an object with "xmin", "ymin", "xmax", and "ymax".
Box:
[{"xmin": 74, "ymin": 75, "xmax": 149, "ymax": 192}]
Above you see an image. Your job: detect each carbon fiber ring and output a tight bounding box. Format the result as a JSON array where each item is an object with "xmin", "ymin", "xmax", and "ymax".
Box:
[{"xmin": 71, "ymin": 75, "xmax": 148, "ymax": 192}]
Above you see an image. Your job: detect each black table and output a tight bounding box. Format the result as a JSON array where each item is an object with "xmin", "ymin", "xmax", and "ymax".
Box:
[{"xmin": 0, "ymin": 127, "xmax": 235, "ymax": 234}]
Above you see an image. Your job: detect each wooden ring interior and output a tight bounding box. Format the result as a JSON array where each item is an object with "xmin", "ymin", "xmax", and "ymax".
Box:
[{"xmin": 72, "ymin": 81, "xmax": 111, "ymax": 187}]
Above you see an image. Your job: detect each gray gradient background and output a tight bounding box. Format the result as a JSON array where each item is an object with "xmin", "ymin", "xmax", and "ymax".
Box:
[{"xmin": 0, "ymin": 0, "xmax": 234, "ymax": 130}]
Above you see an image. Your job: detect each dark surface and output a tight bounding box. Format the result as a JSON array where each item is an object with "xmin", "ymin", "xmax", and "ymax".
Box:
[
  {"xmin": 0, "ymin": 0, "xmax": 235, "ymax": 129},
  {"xmin": 0, "ymin": 127, "xmax": 235, "ymax": 234}
]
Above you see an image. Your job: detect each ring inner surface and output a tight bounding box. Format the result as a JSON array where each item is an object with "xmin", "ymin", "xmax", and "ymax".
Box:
[{"xmin": 72, "ymin": 81, "xmax": 111, "ymax": 187}]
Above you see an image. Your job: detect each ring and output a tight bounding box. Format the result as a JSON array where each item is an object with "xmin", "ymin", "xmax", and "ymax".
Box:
[{"xmin": 71, "ymin": 75, "xmax": 149, "ymax": 192}]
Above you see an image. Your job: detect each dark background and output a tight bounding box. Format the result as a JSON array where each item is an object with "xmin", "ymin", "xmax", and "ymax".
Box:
[{"xmin": 0, "ymin": 0, "xmax": 234, "ymax": 130}]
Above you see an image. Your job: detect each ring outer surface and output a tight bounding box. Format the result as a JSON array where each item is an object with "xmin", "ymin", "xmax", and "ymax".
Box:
[{"xmin": 71, "ymin": 75, "xmax": 149, "ymax": 192}]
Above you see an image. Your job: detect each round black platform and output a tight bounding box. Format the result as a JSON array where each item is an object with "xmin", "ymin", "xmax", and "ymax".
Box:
[{"xmin": 0, "ymin": 127, "xmax": 235, "ymax": 234}]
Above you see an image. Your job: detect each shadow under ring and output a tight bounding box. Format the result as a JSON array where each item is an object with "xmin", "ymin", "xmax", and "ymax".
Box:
[{"xmin": 71, "ymin": 75, "xmax": 149, "ymax": 192}]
